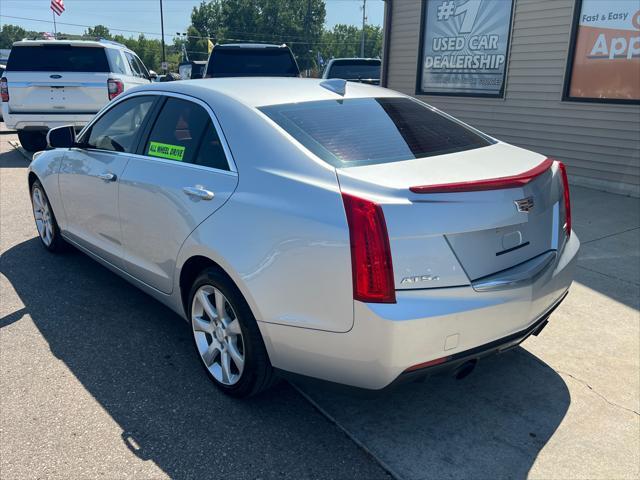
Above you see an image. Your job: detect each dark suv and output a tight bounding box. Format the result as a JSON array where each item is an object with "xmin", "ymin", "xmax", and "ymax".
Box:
[{"xmin": 204, "ymin": 43, "xmax": 299, "ymax": 78}]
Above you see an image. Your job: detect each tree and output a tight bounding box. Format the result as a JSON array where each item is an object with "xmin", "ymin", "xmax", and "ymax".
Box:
[
  {"xmin": 183, "ymin": 25, "xmax": 209, "ymax": 62},
  {"xmin": 189, "ymin": 0, "xmax": 326, "ymax": 69},
  {"xmin": 111, "ymin": 33, "xmax": 179, "ymax": 72},
  {"xmin": 85, "ymin": 25, "xmax": 111, "ymax": 40},
  {"xmin": 0, "ymin": 24, "xmax": 30, "ymax": 49},
  {"xmin": 319, "ymin": 24, "xmax": 383, "ymax": 63}
]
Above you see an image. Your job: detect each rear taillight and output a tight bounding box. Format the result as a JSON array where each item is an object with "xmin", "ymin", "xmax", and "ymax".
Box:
[
  {"xmin": 107, "ymin": 78, "xmax": 124, "ymax": 100},
  {"xmin": 557, "ymin": 161, "xmax": 571, "ymax": 238},
  {"xmin": 341, "ymin": 193, "xmax": 396, "ymax": 303},
  {"xmin": 0, "ymin": 77, "xmax": 8, "ymax": 102}
]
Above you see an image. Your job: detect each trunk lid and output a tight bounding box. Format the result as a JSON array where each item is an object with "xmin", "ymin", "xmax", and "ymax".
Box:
[{"xmin": 337, "ymin": 143, "xmax": 565, "ymax": 289}]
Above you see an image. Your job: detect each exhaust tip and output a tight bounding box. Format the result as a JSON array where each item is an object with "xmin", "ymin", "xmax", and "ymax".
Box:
[{"xmin": 454, "ymin": 360, "xmax": 477, "ymax": 380}]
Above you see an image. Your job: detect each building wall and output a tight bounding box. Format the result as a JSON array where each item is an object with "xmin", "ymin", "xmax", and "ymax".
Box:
[{"xmin": 385, "ymin": 0, "xmax": 640, "ymax": 197}]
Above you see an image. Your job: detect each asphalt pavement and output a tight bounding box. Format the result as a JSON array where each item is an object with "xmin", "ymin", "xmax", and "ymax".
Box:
[
  {"xmin": 0, "ymin": 130, "xmax": 391, "ymax": 480},
  {"xmin": 1, "ymin": 128, "xmax": 639, "ymax": 480}
]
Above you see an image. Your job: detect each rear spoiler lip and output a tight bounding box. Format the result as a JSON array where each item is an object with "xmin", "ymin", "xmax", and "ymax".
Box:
[{"xmin": 409, "ymin": 158, "xmax": 554, "ymax": 194}]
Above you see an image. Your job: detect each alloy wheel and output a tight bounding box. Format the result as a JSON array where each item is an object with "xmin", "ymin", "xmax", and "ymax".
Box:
[
  {"xmin": 191, "ymin": 285, "xmax": 245, "ymax": 385},
  {"xmin": 32, "ymin": 186, "xmax": 54, "ymax": 246}
]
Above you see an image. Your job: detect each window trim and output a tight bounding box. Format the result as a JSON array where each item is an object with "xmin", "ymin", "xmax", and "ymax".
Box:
[
  {"xmin": 77, "ymin": 90, "xmax": 238, "ymax": 174},
  {"xmin": 414, "ymin": 0, "xmax": 516, "ymax": 99},
  {"xmin": 562, "ymin": 0, "xmax": 640, "ymax": 105}
]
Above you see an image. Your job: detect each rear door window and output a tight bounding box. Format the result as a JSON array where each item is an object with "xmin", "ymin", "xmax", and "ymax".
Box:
[
  {"xmin": 7, "ymin": 45, "xmax": 109, "ymax": 72},
  {"xmin": 260, "ymin": 97, "xmax": 494, "ymax": 167},
  {"xmin": 206, "ymin": 48, "xmax": 299, "ymax": 78},
  {"xmin": 125, "ymin": 52, "xmax": 149, "ymax": 79},
  {"xmin": 84, "ymin": 96, "xmax": 155, "ymax": 152},
  {"xmin": 132, "ymin": 55, "xmax": 150, "ymax": 79},
  {"xmin": 144, "ymin": 98, "xmax": 208, "ymax": 163},
  {"xmin": 193, "ymin": 121, "xmax": 230, "ymax": 171},
  {"xmin": 143, "ymin": 97, "xmax": 229, "ymax": 170}
]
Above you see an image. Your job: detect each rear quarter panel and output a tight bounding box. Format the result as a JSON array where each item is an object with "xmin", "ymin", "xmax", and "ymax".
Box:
[{"xmin": 175, "ymin": 94, "xmax": 355, "ymax": 333}]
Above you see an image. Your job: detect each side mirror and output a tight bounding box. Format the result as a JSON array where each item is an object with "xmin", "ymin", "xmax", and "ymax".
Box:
[{"xmin": 47, "ymin": 125, "xmax": 76, "ymax": 149}]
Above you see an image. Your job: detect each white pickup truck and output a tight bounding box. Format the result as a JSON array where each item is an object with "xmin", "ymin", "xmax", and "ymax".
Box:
[{"xmin": 1, "ymin": 39, "xmax": 151, "ymax": 151}]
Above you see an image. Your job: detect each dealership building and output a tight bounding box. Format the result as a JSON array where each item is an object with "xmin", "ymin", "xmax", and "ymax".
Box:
[{"xmin": 381, "ymin": 0, "xmax": 640, "ymax": 196}]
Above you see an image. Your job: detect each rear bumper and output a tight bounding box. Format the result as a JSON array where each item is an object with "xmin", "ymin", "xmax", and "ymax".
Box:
[
  {"xmin": 392, "ymin": 289, "xmax": 567, "ymax": 386},
  {"xmin": 261, "ymin": 233, "xmax": 580, "ymax": 389},
  {"xmin": 1, "ymin": 106, "xmax": 96, "ymax": 130}
]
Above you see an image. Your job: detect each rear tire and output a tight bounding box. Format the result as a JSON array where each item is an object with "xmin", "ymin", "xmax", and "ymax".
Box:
[
  {"xmin": 18, "ymin": 130, "xmax": 48, "ymax": 152},
  {"xmin": 189, "ymin": 268, "xmax": 277, "ymax": 398},
  {"xmin": 30, "ymin": 180, "xmax": 65, "ymax": 252}
]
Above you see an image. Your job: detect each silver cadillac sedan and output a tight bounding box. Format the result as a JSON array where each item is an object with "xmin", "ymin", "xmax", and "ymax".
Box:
[{"xmin": 29, "ymin": 78, "xmax": 579, "ymax": 397}]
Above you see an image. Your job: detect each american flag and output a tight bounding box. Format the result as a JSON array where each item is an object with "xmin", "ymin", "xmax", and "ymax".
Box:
[{"xmin": 51, "ymin": 0, "xmax": 65, "ymax": 16}]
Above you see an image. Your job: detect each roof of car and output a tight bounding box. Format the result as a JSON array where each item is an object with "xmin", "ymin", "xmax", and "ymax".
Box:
[
  {"xmin": 328, "ymin": 58, "xmax": 381, "ymax": 62},
  {"xmin": 12, "ymin": 39, "xmax": 129, "ymax": 50},
  {"xmin": 128, "ymin": 77, "xmax": 404, "ymax": 108},
  {"xmin": 215, "ymin": 43, "xmax": 288, "ymax": 49}
]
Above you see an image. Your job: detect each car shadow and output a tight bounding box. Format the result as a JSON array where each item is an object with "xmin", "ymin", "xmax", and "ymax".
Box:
[
  {"xmin": 0, "ymin": 147, "xmax": 31, "ymax": 168},
  {"xmin": 293, "ymin": 344, "xmax": 571, "ymax": 479},
  {"xmin": 0, "ymin": 238, "xmax": 390, "ymax": 479},
  {"xmin": 2, "ymin": 237, "xmax": 571, "ymax": 480}
]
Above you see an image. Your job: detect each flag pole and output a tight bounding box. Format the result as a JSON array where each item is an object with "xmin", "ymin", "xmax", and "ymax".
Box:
[
  {"xmin": 52, "ymin": 10, "xmax": 57, "ymax": 38},
  {"xmin": 159, "ymin": 0, "xmax": 167, "ymax": 74}
]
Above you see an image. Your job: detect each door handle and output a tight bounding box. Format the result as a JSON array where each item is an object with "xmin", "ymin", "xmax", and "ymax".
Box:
[
  {"xmin": 183, "ymin": 186, "xmax": 215, "ymax": 200},
  {"xmin": 97, "ymin": 172, "xmax": 117, "ymax": 182}
]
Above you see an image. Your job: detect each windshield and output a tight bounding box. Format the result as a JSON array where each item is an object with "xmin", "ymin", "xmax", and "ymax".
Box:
[
  {"xmin": 7, "ymin": 45, "xmax": 109, "ymax": 72},
  {"xmin": 327, "ymin": 61, "xmax": 380, "ymax": 80},
  {"xmin": 206, "ymin": 48, "xmax": 299, "ymax": 78},
  {"xmin": 260, "ymin": 97, "xmax": 494, "ymax": 167}
]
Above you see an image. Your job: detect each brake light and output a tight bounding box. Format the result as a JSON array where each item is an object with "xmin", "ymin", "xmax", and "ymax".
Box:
[
  {"xmin": 557, "ymin": 161, "xmax": 572, "ymax": 239},
  {"xmin": 409, "ymin": 158, "xmax": 554, "ymax": 194},
  {"xmin": 0, "ymin": 78, "xmax": 8, "ymax": 102},
  {"xmin": 107, "ymin": 78, "xmax": 124, "ymax": 100},
  {"xmin": 341, "ymin": 193, "xmax": 396, "ymax": 303}
]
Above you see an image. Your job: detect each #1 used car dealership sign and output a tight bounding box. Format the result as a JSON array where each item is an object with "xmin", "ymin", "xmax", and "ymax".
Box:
[{"xmin": 418, "ymin": 0, "xmax": 514, "ymax": 97}]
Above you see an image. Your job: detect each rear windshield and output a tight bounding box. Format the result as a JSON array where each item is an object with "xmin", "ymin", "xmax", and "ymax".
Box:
[
  {"xmin": 327, "ymin": 61, "xmax": 380, "ymax": 80},
  {"xmin": 206, "ymin": 48, "xmax": 299, "ymax": 78},
  {"xmin": 260, "ymin": 97, "xmax": 494, "ymax": 167},
  {"xmin": 7, "ymin": 45, "xmax": 109, "ymax": 72}
]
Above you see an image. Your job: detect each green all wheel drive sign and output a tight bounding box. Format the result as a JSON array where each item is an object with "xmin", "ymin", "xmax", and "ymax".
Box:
[{"xmin": 148, "ymin": 141, "xmax": 186, "ymax": 161}]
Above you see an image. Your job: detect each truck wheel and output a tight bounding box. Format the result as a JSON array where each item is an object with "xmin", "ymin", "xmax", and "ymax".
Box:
[{"xmin": 18, "ymin": 130, "xmax": 48, "ymax": 152}]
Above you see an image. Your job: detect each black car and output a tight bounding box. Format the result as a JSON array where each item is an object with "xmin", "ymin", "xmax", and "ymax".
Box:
[
  {"xmin": 204, "ymin": 43, "xmax": 300, "ymax": 78},
  {"xmin": 322, "ymin": 58, "xmax": 381, "ymax": 85}
]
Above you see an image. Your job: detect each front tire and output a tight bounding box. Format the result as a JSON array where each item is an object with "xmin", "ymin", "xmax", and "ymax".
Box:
[
  {"xmin": 18, "ymin": 130, "xmax": 48, "ymax": 152},
  {"xmin": 189, "ymin": 268, "xmax": 277, "ymax": 398},
  {"xmin": 30, "ymin": 180, "xmax": 65, "ymax": 252}
]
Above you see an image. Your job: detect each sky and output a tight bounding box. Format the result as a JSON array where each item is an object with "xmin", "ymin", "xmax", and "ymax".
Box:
[{"xmin": 0, "ymin": 0, "xmax": 385, "ymax": 41}]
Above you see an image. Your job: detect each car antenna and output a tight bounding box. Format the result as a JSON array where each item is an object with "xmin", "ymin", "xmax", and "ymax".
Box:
[{"xmin": 320, "ymin": 79, "xmax": 346, "ymax": 96}]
